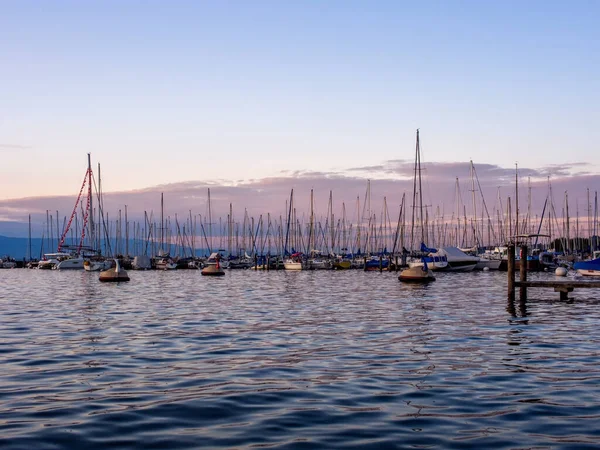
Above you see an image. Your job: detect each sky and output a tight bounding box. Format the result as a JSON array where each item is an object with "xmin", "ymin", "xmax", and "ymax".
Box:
[{"xmin": 1, "ymin": 1, "xmax": 599, "ymax": 232}]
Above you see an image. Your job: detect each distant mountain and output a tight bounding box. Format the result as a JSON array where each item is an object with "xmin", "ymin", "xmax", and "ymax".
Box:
[
  {"xmin": 0, "ymin": 235, "xmax": 42, "ymax": 260},
  {"xmin": 0, "ymin": 235, "xmax": 217, "ymax": 260}
]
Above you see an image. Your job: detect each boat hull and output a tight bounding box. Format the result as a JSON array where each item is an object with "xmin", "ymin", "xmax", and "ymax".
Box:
[
  {"xmin": 201, "ymin": 265, "xmax": 225, "ymax": 276},
  {"xmin": 574, "ymin": 258, "xmax": 600, "ymax": 277},
  {"xmin": 398, "ymin": 266, "xmax": 436, "ymax": 282},
  {"xmin": 99, "ymin": 268, "xmax": 130, "ymax": 282},
  {"xmin": 283, "ymin": 261, "xmax": 302, "ymax": 270},
  {"xmin": 577, "ymin": 269, "xmax": 600, "ymax": 277}
]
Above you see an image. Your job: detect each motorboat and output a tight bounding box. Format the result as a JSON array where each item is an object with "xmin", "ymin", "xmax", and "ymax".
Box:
[
  {"xmin": 574, "ymin": 257, "xmax": 600, "ymax": 277},
  {"xmin": 84, "ymin": 259, "xmax": 112, "ymax": 272}
]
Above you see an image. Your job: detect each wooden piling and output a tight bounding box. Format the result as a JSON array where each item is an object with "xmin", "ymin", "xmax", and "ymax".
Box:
[
  {"xmin": 507, "ymin": 244, "xmax": 515, "ymax": 301},
  {"xmin": 519, "ymin": 244, "xmax": 528, "ymax": 301}
]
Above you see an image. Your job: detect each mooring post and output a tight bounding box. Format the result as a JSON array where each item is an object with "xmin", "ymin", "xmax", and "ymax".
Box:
[
  {"xmin": 519, "ymin": 244, "xmax": 528, "ymax": 301},
  {"xmin": 363, "ymin": 256, "xmax": 367, "ymax": 271},
  {"xmin": 379, "ymin": 255, "xmax": 383, "ymax": 272},
  {"xmin": 507, "ymin": 244, "xmax": 515, "ymax": 301},
  {"xmin": 266, "ymin": 255, "xmax": 270, "ymax": 271},
  {"xmin": 395, "ymin": 255, "xmax": 399, "ymax": 272},
  {"xmin": 254, "ymin": 254, "xmax": 258, "ymax": 270}
]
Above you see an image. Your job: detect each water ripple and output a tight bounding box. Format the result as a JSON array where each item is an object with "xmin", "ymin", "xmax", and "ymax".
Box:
[{"xmin": 1, "ymin": 269, "xmax": 600, "ymax": 449}]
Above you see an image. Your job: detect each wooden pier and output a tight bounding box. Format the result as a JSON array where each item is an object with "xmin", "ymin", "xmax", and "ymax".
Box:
[{"xmin": 507, "ymin": 243, "xmax": 600, "ymax": 300}]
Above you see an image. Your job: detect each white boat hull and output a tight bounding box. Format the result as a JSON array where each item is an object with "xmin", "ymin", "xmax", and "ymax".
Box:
[
  {"xmin": 577, "ymin": 269, "xmax": 600, "ymax": 277},
  {"xmin": 474, "ymin": 259, "xmax": 501, "ymax": 270},
  {"xmin": 84, "ymin": 260, "xmax": 112, "ymax": 271},
  {"xmin": 54, "ymin": 258, "xmax": 85, "ymax": 270},
  {"xmin": 283, "ymin": 261, "xmax": 302, "ymax": 270}
]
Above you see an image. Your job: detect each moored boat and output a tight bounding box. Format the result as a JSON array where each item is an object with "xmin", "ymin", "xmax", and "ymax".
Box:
[
  {"xmin": 201, "ymin": 256, "xmax": 225, "ymax": 276},
  {"xmin": 99, "ymin": 259, "xmax": 130, "ymax": 282},
  {"xmin": 399, "ymin": 261, "xmax": 436, "ymax": 282},
  {"xmin": 84, "ymin": 259, "xmax": 112, "ymax": 272},
  {"xmin": 283, "ymin": 252, "xmax": 303, "ymax": 270},
  {"xmin": 574, "ymin": 258, "xmax": 600, "ymax": 277}
]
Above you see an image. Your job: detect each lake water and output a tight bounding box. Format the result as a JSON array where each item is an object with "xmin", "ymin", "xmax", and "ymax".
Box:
[{"xmin": 1, "ymin": 269, "xmax": 600, "ymax": 449}]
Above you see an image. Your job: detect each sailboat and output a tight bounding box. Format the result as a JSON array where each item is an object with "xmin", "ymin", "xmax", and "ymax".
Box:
[
  {"xmin": 153, "ymin": 193, "xmax": 177, "ymax": 270},
  {"xmin": 402, "ymin": 129, "xmax": 447, "ymax": 273},
  {"xmin": 42, "ymin": 154, "xmax": 100, "ymax": 270}
]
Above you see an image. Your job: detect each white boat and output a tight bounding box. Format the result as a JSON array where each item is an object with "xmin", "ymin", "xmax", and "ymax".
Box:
[
  {"xmin": 154, "ymin": 256, "xmax": 177, "ymax": 270},
  {"xmin": 429, "ymin": 247, "xmax": 479, "ymax": 272},
  {"xmin": 474, "ymin": 258, "xmax": 502, "ymax": 270},
  {"xmin": 132, "ymin": 255, "xmax": 152, "ymax": 270},
  {"xmin": 54, "ymin": 255, "xmax": 85, "ymax": 270},
  {"xmin": 408, "ymin": 254, "xmax": 449, "ymax": 271},
  {"xmin": 283, "ymin": 252, "xmax": 303, "ymax": 270},
  {"xmin": 37, "ymin": 252, "xmax": 73, "ymax": 270},
  {"xmin": 306, "ymin": 258, "xmax": 332, "ymax": 270},
  {"xmin": 0, "ymin": 258, "xmax": 17, "ymax": 269},
  {"xmin": 84, "ymin": 259, "xmax": 112, "ymax": 271},
  {"xmin": 574, "ymin": 256, "xmax": 600, "ymax": 277}
]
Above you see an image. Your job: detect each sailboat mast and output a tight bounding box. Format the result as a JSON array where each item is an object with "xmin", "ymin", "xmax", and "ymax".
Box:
[
  {"xmin": 417, "ymin": 131, "xmax": 425, "ymax": 245},
  {"xmin": 309, "ymin": 189, "xmax": 314, "ymax": 255},
  {"xmin": 470, "ymin": 160, "xmax": 477, "ymax": 247},
  {"xmin": 28, "ymin": 214, "xmax": 32, "ymax": 261},
  {"xmin": 160, "ymin": 192, "xmax": 164, "ymax": 253},
  {"xmin": 125, "ymin": 205, "xmax": 129, "ymax": 258},
  {"xmin": 207, "ymin": 188, "xmax": 212, "ymax": 253},
  {"xmin": 87, "ymin": 153, "xmax": 94, "ymax": 248},
  {"xmin": 515, "ymin": 163, "xmax": 519, "ymax": 237}
]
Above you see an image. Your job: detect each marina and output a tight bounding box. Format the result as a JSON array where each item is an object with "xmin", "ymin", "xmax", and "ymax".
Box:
[{"xmin": 2, "ymin": 2, "xmax": 599, "ymax": 448}]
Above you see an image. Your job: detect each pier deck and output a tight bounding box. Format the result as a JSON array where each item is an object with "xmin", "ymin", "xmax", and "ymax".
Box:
[{"xmin": 515, "ymin": 280, "xmax": 600, "ymax": 300}]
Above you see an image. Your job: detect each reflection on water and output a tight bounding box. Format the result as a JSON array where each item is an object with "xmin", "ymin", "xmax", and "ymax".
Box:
[{"xmin": 1, "ymin": 269, "xmax": 600, "ymax": 449}]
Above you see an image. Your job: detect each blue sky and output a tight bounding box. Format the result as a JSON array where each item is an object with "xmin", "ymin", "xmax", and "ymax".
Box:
[{"xmin": 1, "ymin": 0, "xmax": 598, "ymax": 201}]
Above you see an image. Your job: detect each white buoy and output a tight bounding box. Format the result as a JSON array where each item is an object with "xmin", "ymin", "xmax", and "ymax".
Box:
[
  {"xmin": 483, "ymin": 267, "xmax": 490, "ymax": 272},
  {"xmin": 555, "ymin": 267, "xmax": 568, "ymax": 277}
]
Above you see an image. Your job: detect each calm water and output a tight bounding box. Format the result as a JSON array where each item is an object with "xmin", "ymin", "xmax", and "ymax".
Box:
[{"xmin": 1, "ymin": 269, "xmax": 600, "ymax": 449}]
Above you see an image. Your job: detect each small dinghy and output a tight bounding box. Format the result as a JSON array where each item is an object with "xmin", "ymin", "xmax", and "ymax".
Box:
[
  {"xmin": 99, "ymin": 259, "xmax": 130, "ymax": 282},
  {"xmin": 201, "ymin": 256, "xmax": 225, "ymax": 276},
  {"xmin": 398, "ymin": 260, "xmax": 435, "ymax": 283}
]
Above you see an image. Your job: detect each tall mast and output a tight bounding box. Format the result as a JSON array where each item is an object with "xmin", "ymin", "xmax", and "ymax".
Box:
[
  {"xmin": 160, "ymin": 192, "xmax": 164, "ymax": 253},
  {"xmin": 86, "ymin": 153, "xmax": 94, "ymax": 249},
  {"xmin": 207, "ymin": 188, "xmax": 212, "ymax": 253},
  {"xmin": 515, "ymin": 163, "xmax": 519, "ymax": 237},
  {"xmin": 410, "ymin": 131, "xmax": 419, "ymax": 250},
  {"xmin": 28, "ymin": 214, "xmax": 32, "ymax": 261},
  {"xmin": 470, "ymin": 160, "xmax": 477, "ymax": 247},
  {"xmin": 309, "ymin": 189, "xmax": 314, "ymax": 254},
  {"xmin": 417, "ymin": 130, "xmax": 424, "ymax": 245},
  {"xmin": 527, "ymin": 176, "xmax": 532, "ymax": 235},
  {"xmin": 587, "ymin": 188, "xmax": 591, "ymax": 252},
  {"xmin": 125, "ymin": 205, "xmax": 129, "ymax": 257},
  {"xmin": 356, "ymin": 195, "xmax": 361, "ymax": 252},
  {"xmin": 229, "ymin": 203, "xmax": 233, "ymax": 255},
  {"xmin": 455, "ymin": 178, "xmax": 461, "ymax": 247},
  {"xmin": 565, "ymin": 191, "xmax": 570, "ymax": 254},
  {"xmin": 329, "ymin": 191, "xmax": 334, "ymax": 254}
]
